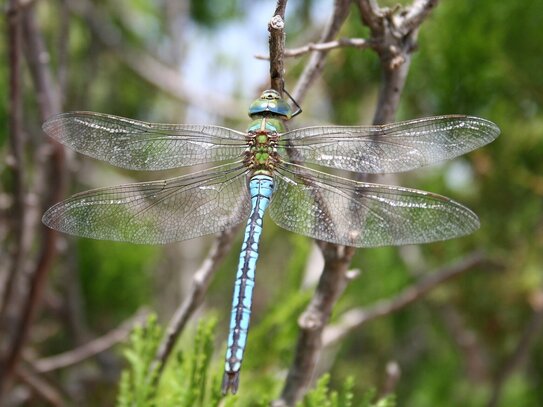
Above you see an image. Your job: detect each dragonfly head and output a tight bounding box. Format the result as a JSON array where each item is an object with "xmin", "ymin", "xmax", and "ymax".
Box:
[{"xmin": 248, "ymin": 89, "xmax": 293, "ymax": 120}]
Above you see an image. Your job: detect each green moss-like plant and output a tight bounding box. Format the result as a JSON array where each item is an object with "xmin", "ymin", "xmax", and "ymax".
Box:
[
  {"xmin": 297, "ymin": 374, "xmax": 395, "ymax": 407},
  {"xmin": 117, "ymin": 315, "xmax": 395, "ymax": 407},
  {"xmin": 117, "ymin": 315, "xmax": 225, "ymax": 407},
  {"xmin": 117, "ymin": 314, "xmax": 163, "ymax": 407}
]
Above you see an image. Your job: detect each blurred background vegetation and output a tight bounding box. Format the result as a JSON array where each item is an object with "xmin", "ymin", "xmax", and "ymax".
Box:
[{"xmin": 1, "ymin": 0, "xmax": 542, "ymax": 406}]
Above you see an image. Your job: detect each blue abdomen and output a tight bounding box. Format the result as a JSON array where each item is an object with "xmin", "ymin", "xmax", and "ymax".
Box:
[{"xmin": 221, "ymin": 174, "xmax": 273, "ymax": 394}]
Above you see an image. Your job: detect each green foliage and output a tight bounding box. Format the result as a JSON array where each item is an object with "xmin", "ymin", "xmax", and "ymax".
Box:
[
  {"xmin": 189, "ymin": 0, "xmax": 245, "ymax": 27},
  {"xmin": 77, "ymin": 239, "xmax": 158, "ymax": 324},
  {"xmin": 117, "ymin": 314, "xmax": 163, "ymax": 406},
  {"xmin": 161, "ymin": 316, "xmax": 222, "ymax": 407},
  {"xmin": 298, "ymin": 374, "xmax": 395, "ymax": 407},
  {"xmin": 246, "ymin": 283, "xmax": 311, "ymax": 368},
  {"xmin": 117, "ymin": 315, "xmax": 224, "ymax": 407},
  {"xmin": 116, "ymin": 315, "xmax": 396, "ymax": 406},
  {"xmin": 244, "ymin": 233, "xmax": 312, "ymax": 370}
]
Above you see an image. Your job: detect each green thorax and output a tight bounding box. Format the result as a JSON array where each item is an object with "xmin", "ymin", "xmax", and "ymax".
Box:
[
  {"xmin": 244, "ymin": 117, "xmax": 283, "ymax": 174},
  {"xmin": 244, "ymin": 90, "xmax": 293, "ymax": 174}
]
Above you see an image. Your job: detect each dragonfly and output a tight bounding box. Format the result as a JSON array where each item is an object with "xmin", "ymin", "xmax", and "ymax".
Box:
[{"xmin": 42, "ymin": 89, "xmax": 499, "ymax": 394}]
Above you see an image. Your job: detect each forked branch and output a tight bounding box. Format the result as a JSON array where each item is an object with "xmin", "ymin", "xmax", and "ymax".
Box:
[
  {"xmin": 275, "ymin": 1, "xmax": 440, "ymax": 405},
  {"xmin": 322, "ymin": 251, "xmax": 486, "ymax": 346}
]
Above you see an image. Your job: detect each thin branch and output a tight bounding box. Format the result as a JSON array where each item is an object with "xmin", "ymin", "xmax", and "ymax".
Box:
[
  {"xmin": 163, "ymin": 0, "xmax": 189, "ymax": 66},
  {"xmin": 356, "ymin": 0, "xmax": 439, "ymax": 124},
  {"xmin": 437, "ymin": 303, "xmax": 489, "ymax": 382},
  {"xmin": 151, "ymin": 226, "xmax": 240, "ymax": 382},
  {"xmin": 22, "ymin": 10, "xmax": 62, "ymax": 119},
  {"xmin": 15, "ymin": 364, "xmax": 67, "ymax": 407},
  {"xmin": 276, "ymin": 1, "xmax": 443, "ymax": 404},
  {"xmin": 268, "ymin": 0, "xmax": 289, "ymax": 93},
  {"xmin": 399, "ymin": 0, "xmax": 439, "ymax": 35},
  {"xmin": 56, "ymin": 0, "xmax": 70, "ymax": 101},
  {"xmin": 274, "ymin": 244, "xmax": 356, "ymax": 406},
  {"xmin": 256, "ymin": 37, "xmax": 373, "ymax": 60},
  {"xmin": 322, "ymin": 251, "xmax": 486, "ymax": 346},
  {"xmin": 272, "ymin": 1, "xmax": 360, "ymax": 404},
  {"xmin": 292, "ymin": 0, "xmax": 351, "ymax": 102},
  {"xmin": 67, "ymin": 0, "xmax": 244, "ymax": 120},
  {"xmin": 356, "ymin": 0, "xmax": 383, "ymax": 32},
  {"xmin": 487, "ymin": 291, "xmax": 543, "ymax": 407},
  {"xmin": 380, "ymin": 361, "xmax": 401, "ymax": 397},
  {"xmin": 1, "ymin": 0, "xmax": 26, "ymax": 320},
  {"xmin": 11, "ymin": 0, "xmax": 38, "ymax": 8},
  {"xmin": 33, "ymin": 308, "xmax": 149, "ymax": 373},
  {"xmin": 0, "ymin": 5, "xmax": 65, "ymax": 398}
]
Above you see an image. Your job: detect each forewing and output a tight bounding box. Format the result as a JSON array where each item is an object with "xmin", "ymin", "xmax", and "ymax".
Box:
[
  {"xmin": 280, "ymin": 116, "xmax": 499, "ymax": 173},
  {"xmin": 269, "ymin": 162, "xmax": 479, "ymax": 247},
  {"xmin": 43, "ymin": 162, "xmax": 250, "ymax": 244},
  {"xmin": 43, "ymin": 112, "xmax": 247, "ymax": 170}
]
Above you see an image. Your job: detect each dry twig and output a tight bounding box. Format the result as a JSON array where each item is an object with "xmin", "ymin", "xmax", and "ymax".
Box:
[
  {"xmin": 257, "ymin": 37, "xmax": 373, "ymax": 60},
  {"xmin": 381, "ymin": 361, "xmax": 401, "ymax": 396},
  {"xmin": 1, "ymin": 0, "xmax": 26, "ymax": 320},
  {"xmin": 275, "ymin": 1, "xmax": 440, "ymax": 405},
  {"xmin": 151, "ymin": 226, "xmax": 240, "ymax": 382},
  {"xmin": 15, "ymin": 364, "xmax": 67, "ymax": 406},
  {"xmin": 274, "ymin": 244, "xmax": 356, "ymax": 406},
  {"xmin": 487, "ymin": 290, "xmax": 543, "ymax": 407},
  {"xmin": 66, "ymin": 0, "xmax": 244, "ymax": 119},
  {"xmin": 355, "ymin": 0, "xmax": 438, "ymax": 124},
  {"xmin": 292, "ymin": 0, "xmax": 351, "ymax": 102},
  {"xmin": 322, "ymin": 251, "xmax": 486, "ymax": 345},
  {"xmin": 268, "ymin": 0, "xmax": 289, "ymax": 93},
  {"xmin": 0, "ymin": 4, "xmax": 66, "ymax": 399},
  {"xmin": 34, "ymin": 308, "xmax": 149, "ymax": 373}
]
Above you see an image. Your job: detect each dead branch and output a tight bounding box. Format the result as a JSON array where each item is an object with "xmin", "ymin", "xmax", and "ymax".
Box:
[
  {"xmin": 275, "ymin": 1, "xmax": 440, "ymax": 405},
  {"xmin": 380, "ymin": 361, "xmax": 401, "ymax": 397},
  {"xmin": 33, "ymin": 308, "xmax": 149, "ymax": 373},
  {"xmin": 268, "ymin": 0, "xmax": 289, "ymax": 93},
  {"xmin": 0, "ymin": 4, "xmax": 66, "ymax": 399},
  {"xmin": 15, "ymin": 364, "xmax": 67, "ymax": 406},
  {"xmin": 288, "ymin": 37, "xmax": 372, "ymax": 58},
  {"xmin": 66, "ymin": 0, "xmax": 245, "ymax": 120},
  {"xmin": 355, "ymin": 0, "xmax": 439, "ymax": 124},
  {"xmin": 1, "ymin": 0, "xmax": 26, "ymax": 320},
  {"xmin": 274, "ymin": 245, "xmax": 356, "ymax": 407},
  {"xmin": 292, "ymin": 0, "xmax": 351, "ymax": 102},
  {"xmin": 256, "ymin": 37, "xmax": 373, "ymax": 60},
  {"xmin": 487, "ymin": 290, "xmax": 543, "ymax": 407},
  {"xmin": 322, "ymin": 251, "xmax": 486, "ymax": 345},
  {"xmin": 437, "ymin": 303, "xmax": 489, "ymax": 383},
  {"xmin": 151, "ymin": 226, "xmax": 240, "ymax": 382}
]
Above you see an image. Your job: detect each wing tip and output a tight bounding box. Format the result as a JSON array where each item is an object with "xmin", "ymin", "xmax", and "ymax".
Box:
[
  {"xmin": 432, "ymin": 114, "xmax": 501, "ymax": 143},
  {"xmin": 42, "ymin": 202, "xmax": 64, "ymax": 231},
  {"xmin": 41, "ymin": 111, "xmax": 109, "ymax": 136},
  {"xmin": 469, "ymin": 115, "xmax": 501, "ymax": 141},
  {"xmin": 42, "ymin": 114, "xmax": 61, "ymax": 136}
]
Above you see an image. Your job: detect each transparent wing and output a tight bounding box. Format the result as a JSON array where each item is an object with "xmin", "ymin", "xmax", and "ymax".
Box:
[
  {"xmin": 269, "ymin": 162, "xmax": 479, "ymax": 247},
  {"xmin": 280, "ymin": 116, "xmax": 499, "ymax": 173},
  {"xmin": 43, "ymin": 162, "xmax": 250, "ymax": 244},
  {"xmin": 43, "ymin": 112, "xmax": 248, "ymax": 170}
]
